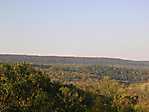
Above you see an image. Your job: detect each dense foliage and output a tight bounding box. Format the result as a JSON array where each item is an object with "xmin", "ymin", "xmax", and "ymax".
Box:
[
  {"xmin": 1, "ymin": 63, "xmax": 149, "ymax": 112},
  {"xmin": 0, "ymin": 63, "xmax": 93, "ymax": 112}
]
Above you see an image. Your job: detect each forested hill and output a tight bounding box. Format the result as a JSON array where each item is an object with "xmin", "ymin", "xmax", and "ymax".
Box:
[{"xmin": 0, "ymin": 54, "xmax": 149, "ymax": 69}]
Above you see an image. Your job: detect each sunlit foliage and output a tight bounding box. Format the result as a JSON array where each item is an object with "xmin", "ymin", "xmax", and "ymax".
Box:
[{"xmin": 1, "ymin": 63, "xmax": 149, "ymax": 112}]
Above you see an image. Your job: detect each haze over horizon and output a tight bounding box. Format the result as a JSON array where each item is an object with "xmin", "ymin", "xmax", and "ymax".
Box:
[{"xmin": 0, "ymin": 0, "xmax": 149, "ymax": 61}]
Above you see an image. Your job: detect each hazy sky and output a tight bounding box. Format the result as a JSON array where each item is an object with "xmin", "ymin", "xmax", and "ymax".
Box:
[{"xmin": 0, "ymin": 0, "xmax": 149, "ymax": 60}]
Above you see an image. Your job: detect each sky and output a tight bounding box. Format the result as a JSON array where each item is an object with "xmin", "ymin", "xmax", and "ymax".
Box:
[{"xmin": 0, "ymin": 0, "xmax": 149, "ymax": 60}]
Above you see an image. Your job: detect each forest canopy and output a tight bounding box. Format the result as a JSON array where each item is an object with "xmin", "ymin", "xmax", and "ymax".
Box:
[{"xmin": 1, "ymin": 63, "xmax": 149, "ymax": 112}]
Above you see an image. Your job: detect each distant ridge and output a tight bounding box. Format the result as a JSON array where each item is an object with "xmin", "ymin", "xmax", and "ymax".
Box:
[{"xmin": 0, "ymin": 54, "xmax": 149, "ymax": 69}]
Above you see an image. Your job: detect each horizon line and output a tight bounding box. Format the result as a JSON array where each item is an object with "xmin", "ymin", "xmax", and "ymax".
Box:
[{"xmin": 0, "ymin": 53, "xmax": 148, "ymax": 62}]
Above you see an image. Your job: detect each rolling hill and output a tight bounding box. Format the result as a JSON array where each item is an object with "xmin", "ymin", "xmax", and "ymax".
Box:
[{"xmin": 0, "ymin": 54, "xmax": 149, "ymax": 69}]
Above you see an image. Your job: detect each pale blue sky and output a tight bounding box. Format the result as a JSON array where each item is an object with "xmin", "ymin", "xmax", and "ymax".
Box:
[{"xmin": 0, "ymin": 0, "xmax": 149, "ymax": 60}]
